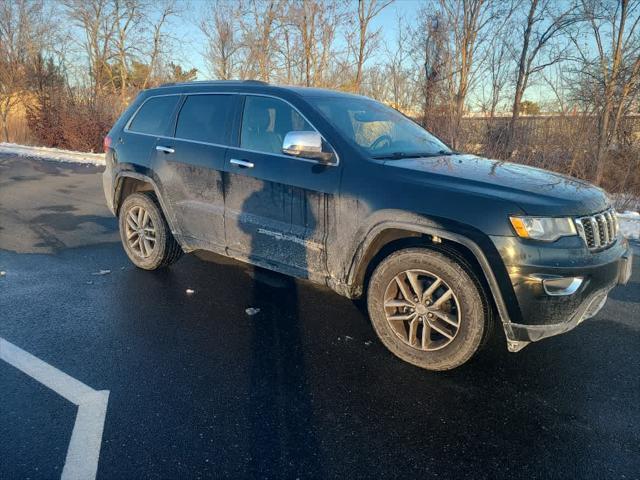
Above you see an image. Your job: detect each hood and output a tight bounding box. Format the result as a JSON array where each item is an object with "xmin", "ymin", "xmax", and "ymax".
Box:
[{"xmin": 385, "ymin": 154, "xmax": 609, "ymax": 216}]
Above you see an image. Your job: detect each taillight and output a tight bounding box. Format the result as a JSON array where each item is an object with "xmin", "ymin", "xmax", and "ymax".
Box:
[{"xmin": 103, "ymin": 135, "xmax": 112, "ymax": 153}]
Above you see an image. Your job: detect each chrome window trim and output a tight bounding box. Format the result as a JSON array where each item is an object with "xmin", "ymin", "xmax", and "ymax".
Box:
[{"xmin": 123, "ymin": 91, "xmax": 340, "ymax": 166}]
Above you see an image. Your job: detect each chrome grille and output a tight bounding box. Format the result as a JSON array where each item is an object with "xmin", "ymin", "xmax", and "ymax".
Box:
[{"xmin": 575, "ymin": 209, "xmax": 618, "ymax": 251}]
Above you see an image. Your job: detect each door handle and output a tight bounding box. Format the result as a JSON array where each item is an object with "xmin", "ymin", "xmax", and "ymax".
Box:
[
  {"xmin": 156, "ymin": 145, "xmax": 175, "ymax": 154},
  {"xmin": 230, "ymin": 158, "xmax": 254, "ymax": 168}
]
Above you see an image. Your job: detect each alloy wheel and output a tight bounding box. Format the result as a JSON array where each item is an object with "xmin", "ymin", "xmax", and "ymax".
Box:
[
  {"xmin": 383, "ymin": 269, "xmax": 461, "ymax": 351},
  {"xmin": 124, "ymin": 205, "xmax": 156, "ymax": 258}
]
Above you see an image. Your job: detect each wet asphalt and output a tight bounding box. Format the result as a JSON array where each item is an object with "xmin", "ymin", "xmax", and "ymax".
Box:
[{"xmin": 0, "ymin": 154, "xmax": 639, "ymax": 479}]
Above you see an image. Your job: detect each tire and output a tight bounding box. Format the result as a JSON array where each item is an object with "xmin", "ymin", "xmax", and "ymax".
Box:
[
  {"xmin": 367, "ymin": 248, "xmax": 486, "ymax": 371},
  {"xmin": 118, "ymin": 192, "xmax": 183, "ymax": 270}
]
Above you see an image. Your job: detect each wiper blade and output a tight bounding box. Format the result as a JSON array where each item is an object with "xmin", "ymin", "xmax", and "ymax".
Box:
[{"xmin": 372, "ymin": 150, "xmax": 455, "ymax": 160}]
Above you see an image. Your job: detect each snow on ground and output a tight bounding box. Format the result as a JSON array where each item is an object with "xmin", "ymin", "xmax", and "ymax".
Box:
[
  {"xmin": 618, "ymin": 211, "xmax": 640, "ymax": 241},
  {"xmin": 0, "ymin": 142, "xmax": 104, "ymax": 165},
  {"xmin": 0, "ymin": 142, "xmax": 638, "ymax": 241}
]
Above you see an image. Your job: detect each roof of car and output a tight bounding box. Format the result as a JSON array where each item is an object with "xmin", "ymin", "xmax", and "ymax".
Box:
[{"xmin": 146, "ymin": 80, "xmax": 366, "ymax": 100}]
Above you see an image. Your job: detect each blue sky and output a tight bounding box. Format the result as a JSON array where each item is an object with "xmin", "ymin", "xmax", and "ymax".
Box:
[
  {"xmin": 174, "ymin": 0, "xmax": 423, "ymax": 79},
  {"xmin": 166, "ymin": 0, "xmax": 564, "ymax": 108}
]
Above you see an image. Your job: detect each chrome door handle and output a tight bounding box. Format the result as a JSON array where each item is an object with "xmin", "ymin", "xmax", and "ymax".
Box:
[
  {"xmin": 230, "ymin": 158, "xmax": 254, "ymax": 168},
  {"xmin": 156, "ymin": 145, "xmax": 175, "ymax": 154}
]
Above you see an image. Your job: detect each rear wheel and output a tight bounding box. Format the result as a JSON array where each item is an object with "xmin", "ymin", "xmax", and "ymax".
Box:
[
  {"xmin": 118, "ymin": 192, "xmax": 182, "ymax": 270},
  {"xmin": 367, "ymin": 248, "xmax": 486, "ymax": 371}
]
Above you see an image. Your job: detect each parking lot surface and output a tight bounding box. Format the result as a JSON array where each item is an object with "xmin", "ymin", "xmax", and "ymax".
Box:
[{"xmin": 1, "ymin": 154, "xmax": 639, "ymax": 479}]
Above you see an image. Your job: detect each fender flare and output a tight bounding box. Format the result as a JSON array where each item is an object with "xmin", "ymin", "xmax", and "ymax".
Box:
[
  {"xmin": 346, "ymin": 220, "xmax": 515, "ymax": 329},
  {"xmin": 113, "ymin": 171, "xmax": 182, "ymax": 238}
]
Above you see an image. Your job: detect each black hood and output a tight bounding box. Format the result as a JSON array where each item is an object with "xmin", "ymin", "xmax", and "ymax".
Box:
[{"xmin": 385, "ymin": 154, "xmax": 609, "ymax": 216}]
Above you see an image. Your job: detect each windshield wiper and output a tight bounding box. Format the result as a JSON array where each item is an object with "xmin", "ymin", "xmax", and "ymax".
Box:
[{"xmin": 371, "ymin": 150, "xmax": 455, "ymax": 160}]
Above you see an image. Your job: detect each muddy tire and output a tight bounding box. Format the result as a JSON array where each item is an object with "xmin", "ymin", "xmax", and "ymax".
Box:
[
  {"xmin": 118, "ymin": 192, "xmax": 183, "ymax": 270},
  {"xmin": 367, "ymin": 248, "xmax": 486, "ymax": 371}
]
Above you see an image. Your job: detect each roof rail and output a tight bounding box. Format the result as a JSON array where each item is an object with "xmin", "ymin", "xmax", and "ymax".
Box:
[{"xmin": 158, "ymin": 79, "xmax": 269, "ymax": 88}]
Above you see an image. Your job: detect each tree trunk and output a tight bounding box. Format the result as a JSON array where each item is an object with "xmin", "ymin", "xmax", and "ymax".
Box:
[
  {"xmin": 594, "ymin": 102, "xmax": 611, "ymax": 185},
  {"xmin": 355, "ymin": 0, "xmax": 366, "ymax": 92},
  {"xmin": 508, "ymin": 0, "xmax": 538, "ymax": 151},
  {"xmin": 2, "ymin": 115, "xmax": 9, "ymax": 142}
]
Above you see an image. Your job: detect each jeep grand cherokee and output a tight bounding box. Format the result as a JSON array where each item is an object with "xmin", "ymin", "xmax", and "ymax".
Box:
[{"xmin": 102, "ymin": 80, "xmax": 633, "ymax": 370}]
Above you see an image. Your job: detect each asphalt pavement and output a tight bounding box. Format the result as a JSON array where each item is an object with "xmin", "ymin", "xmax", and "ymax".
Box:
[{"xmin": 1, "ymin": 154, "xmax": 639, "ymax": 479}]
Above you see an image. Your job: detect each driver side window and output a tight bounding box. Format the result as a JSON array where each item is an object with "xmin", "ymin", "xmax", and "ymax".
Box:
[{"xmin": 240, "ymin": 96, "xmax": 313, "ymax": 155}]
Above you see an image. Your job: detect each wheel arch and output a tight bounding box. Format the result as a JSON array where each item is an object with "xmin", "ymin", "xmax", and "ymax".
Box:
[
  {"xmin": 346, "ymin": 221, "xmax": 516, "ymax": 328},
  {"xmin": 113, "ymin": 172, "xmax": 181, "ymax": 239}
]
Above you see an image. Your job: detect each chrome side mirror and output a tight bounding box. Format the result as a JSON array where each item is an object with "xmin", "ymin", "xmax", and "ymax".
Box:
[{"xmin": 282, "ymin": 130, "xmax": 335, "ymax": 164}]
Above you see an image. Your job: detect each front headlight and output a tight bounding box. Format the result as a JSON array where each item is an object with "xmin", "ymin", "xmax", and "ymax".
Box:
[{"xmin": 509, "ymin": 216, "xmax": 577, "ymax": 242}]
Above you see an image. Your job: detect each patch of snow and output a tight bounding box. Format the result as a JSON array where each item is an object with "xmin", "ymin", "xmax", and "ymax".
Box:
[
  {"xmin": 617, "ymin": 211, "xmax": 640, "ymax": 240},
  {"xmin": 91, "ymin": 269, "xmax": 111, "ymax": 276},
  {"xmin": 0, "ymin": 142, "xmax": 104, "ymax": 165},
  {"xmin": 611, "ymin": 193, "xmax": 640, "ymax": 212}
]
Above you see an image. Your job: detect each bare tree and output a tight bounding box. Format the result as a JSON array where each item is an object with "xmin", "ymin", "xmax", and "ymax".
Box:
[
  {"xmin": 290, "ymin": 0, "xmax": 342, "ymax": 87},
  {"xmin": 141, "ymin": 1, "xmax": 179, "ymax": 89},
  {"xmin": 442, "ymin": 0, "xmax": 501, "ymax": 146},
  {"xmin": 414, "ymin": 0, "xmax": 506, "ymax": 147},
  {"xmin": 410, "ymin": 9, "xmax": 451, "ymax": 137},
  {"xmin": 480, "ymin": 34, "xmax": 511, "ymax": 119},
  {"xmin": 348, "ymin": 0, "xmax": 394, "ymax": 92},
  {"xmin": 382, "ymin": 13, "xmax": 415, "ymax": 112},
  {"xmin": 200, "ymin": 1, "xmax": 241, "ymax": 79},
  {"xmin": 112, "ymin": 0, "xmax": 144, "ymax": 102},
  {"xmin": 63, "ymin": 0, "xmax": 116, "ymax": 96},
  {"xmin": 571, "ymin": 0, "xmax": 640, "ymax": 184},
  {"xmin": 507, "ymin": 0, "xmax": 578, "ymax": 145},
  {"xmin": 235, "ymin": 0, "xmax": 285, "ymax": 81},
  {"xmin": 0, "ymin": 0, "xmax": 51, "ymax": 141}
]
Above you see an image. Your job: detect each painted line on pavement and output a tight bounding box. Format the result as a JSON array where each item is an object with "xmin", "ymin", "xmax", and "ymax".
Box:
[{"xmin": 0, "ymin": 337, "xmax": 109, "ymax": 480}]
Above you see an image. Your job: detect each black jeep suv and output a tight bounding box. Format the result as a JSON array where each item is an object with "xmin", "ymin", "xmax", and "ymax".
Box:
[{"xmin": 103, "ymin": 80, "xmax": 633, "ymax": 370}]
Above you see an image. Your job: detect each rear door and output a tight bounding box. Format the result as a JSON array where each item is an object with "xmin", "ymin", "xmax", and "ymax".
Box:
[
  {"xmin": 224, "ymin": 94, "xmax": 340, "ymax": 277},
  {"xmin": 153, "ymin": 93, "xmax": 238, "ymax": 251}
]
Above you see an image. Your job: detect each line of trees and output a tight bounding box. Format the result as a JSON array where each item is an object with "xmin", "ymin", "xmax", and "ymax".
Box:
[{"xmin": 1, "ymin": 0, "xmax": 639, "ymax": 201}]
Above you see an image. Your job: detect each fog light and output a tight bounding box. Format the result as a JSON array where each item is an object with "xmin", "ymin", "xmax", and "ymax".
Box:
[{"xmin": 542, "ymin": 276, "xmax": 583, "ymax": 296}]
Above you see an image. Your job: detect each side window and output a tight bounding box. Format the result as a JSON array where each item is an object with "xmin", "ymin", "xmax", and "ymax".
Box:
[
  {"xmin": 240, "ymin": 96, "xmax": 313, "ymax": 155},
  {"xmin": 128, "ymin": 96, "xmax": 179, "ymax": 135},
  {"xmin": 175, "ymin": 94, "xmax": 233, "ymax": 144}
]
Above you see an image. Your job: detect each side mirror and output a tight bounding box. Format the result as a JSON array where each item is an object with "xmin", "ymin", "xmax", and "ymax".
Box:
[{"xmin": 282, "ymin": 131, "xmax": 336, "ymax": 164}]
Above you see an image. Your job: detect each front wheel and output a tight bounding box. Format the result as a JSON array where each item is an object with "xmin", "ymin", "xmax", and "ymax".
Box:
[
  {"xmin": 367, "ymin": 248, "xmax": 486, "ymax": 371},
  {"xmin": 118, "ymin": 192, "xmax": 183, "ymax": 270}
]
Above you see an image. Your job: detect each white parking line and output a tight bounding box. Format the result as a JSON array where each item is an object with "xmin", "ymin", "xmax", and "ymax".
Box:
[{"xmin": 0, "ymin": 337, "xmax": 109, "ymax": 480}]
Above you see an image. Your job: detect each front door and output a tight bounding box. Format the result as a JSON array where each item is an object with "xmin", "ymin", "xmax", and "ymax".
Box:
[{"xmin": 224, "ymin": 95, "xmax": 340, "ymax": 278}]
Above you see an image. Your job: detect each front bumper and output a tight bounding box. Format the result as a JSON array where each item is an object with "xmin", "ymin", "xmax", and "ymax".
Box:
[{"xmin": 490, "ymin": 235, "xmax": 633, "ymax": 351}]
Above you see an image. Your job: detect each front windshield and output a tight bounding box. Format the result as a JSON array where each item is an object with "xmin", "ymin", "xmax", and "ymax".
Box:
[{"xmin": 307, "ymin": 96, "xmax": 452, "ymax": 159}]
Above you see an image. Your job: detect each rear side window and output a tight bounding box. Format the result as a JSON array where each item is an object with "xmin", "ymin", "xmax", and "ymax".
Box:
[
  {"xmin": 128, "ymin": 96, "xmax": 179, "ymax": 135},
  {"xmin": 175, "ymin": 94, "xmax": 233, "ymax": 145},
  {"xmin": 240, "ymin": 96, "xmax": 313, "ymax": 155}
]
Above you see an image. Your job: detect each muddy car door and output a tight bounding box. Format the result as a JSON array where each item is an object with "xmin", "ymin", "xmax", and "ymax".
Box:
[
  {"xmin": 153, "ymin": 93, "xmax": 238, "ymax": 252},
  {"xmin": 224, "ymin": 94, "xmax": 340, "ymax": 278}
]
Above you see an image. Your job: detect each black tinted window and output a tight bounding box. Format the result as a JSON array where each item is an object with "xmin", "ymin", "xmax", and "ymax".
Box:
[
  {"xmin": 241, "ymin": 96, "xmax": 312, "ymax": 154},
  {"xmin": 128, "ymin": 96, "xmax": 179, "ymax": 135},
  {"xmin": 176, "ymin": 95, "xmax": 233, "ymax": 144}
]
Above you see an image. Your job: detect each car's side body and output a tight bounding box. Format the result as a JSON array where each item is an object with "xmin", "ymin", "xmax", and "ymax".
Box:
[{"xmin": 103, "ymin": 81, "xmax": 632, "ymax": 355}]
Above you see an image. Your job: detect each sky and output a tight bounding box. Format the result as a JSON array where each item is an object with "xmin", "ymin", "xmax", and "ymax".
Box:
[
  {"xmin": 160, "ymin": 0, "xmax": 564, "ymax": 109},
  {"xmin": 173, "ymin": 0, "xmax": 424, "ymax": 80}
]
